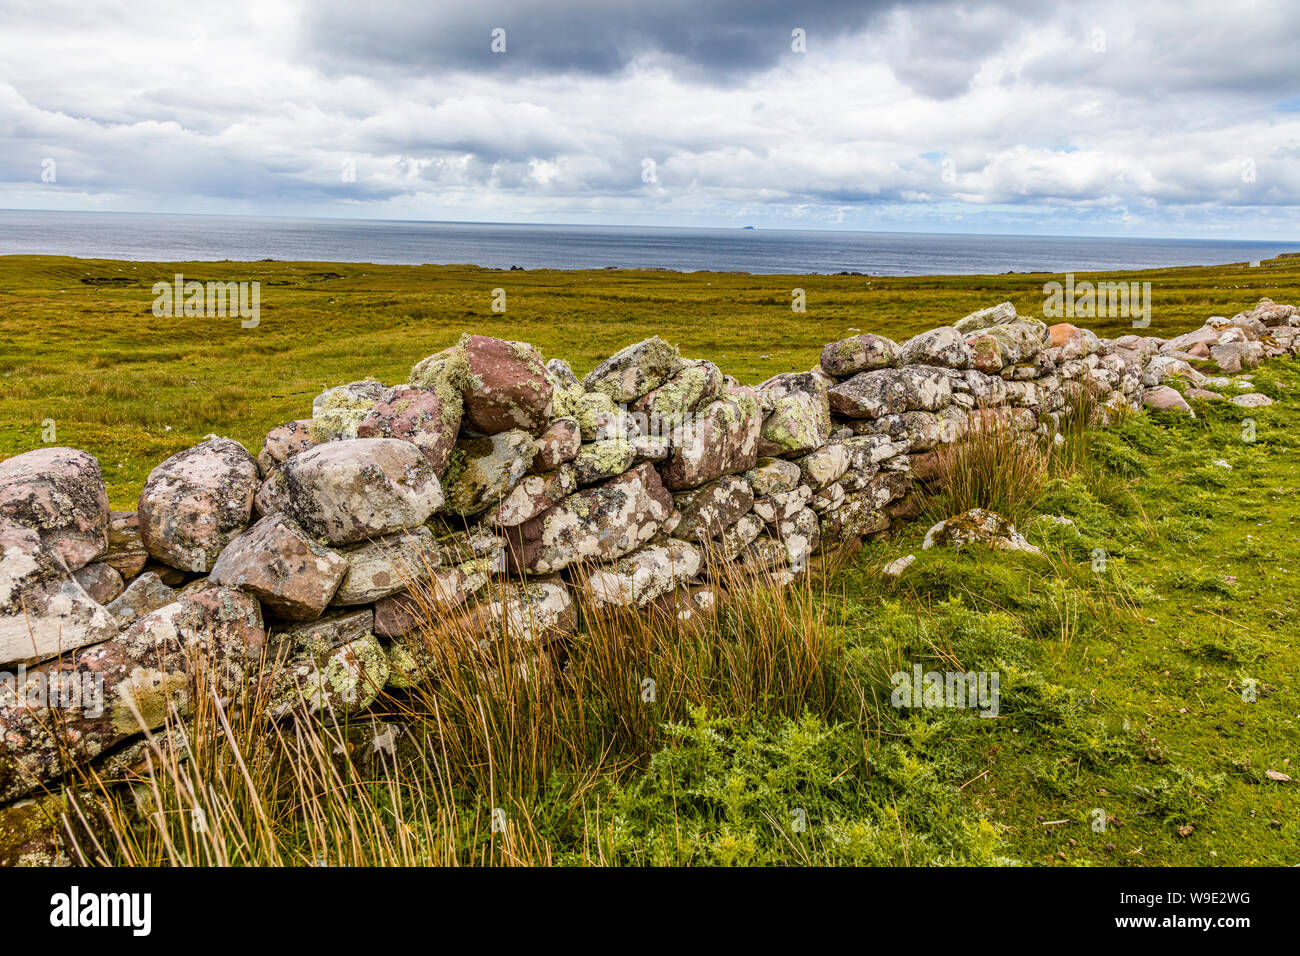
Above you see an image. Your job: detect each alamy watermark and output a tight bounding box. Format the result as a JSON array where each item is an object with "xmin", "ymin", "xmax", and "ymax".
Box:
[
  {"xmin": 891, "ymin": 664, "xmax": 1000, "ymax": 717},
  {"xmin": 152, "ymin": 273, "xmax": 260, "ymax": 328},
  {"xmin": 1, "ymin": 665, "xmax": 104, "ymax": 717},
  {"xmin": 1044, "ymin": 273, "xmax": 1151, "ymax": 328}
]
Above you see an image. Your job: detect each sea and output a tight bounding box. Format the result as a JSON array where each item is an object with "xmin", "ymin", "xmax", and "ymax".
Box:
[{"xmin": 2, "ymin": 209, "xmax": 1297, "ymax": 276}]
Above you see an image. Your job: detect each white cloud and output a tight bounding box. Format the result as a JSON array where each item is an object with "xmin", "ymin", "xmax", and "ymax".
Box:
[{"xmin": 0, "ymin": 0, "xmax": 1296, "ymax": 236}]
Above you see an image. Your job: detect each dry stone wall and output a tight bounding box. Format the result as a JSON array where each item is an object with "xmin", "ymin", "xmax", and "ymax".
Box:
[{"xmin": 2, "ymin": 296, "xmax": 1298, "ymax": 863}]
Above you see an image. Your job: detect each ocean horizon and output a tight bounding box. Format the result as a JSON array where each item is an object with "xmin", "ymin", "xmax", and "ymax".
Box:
[{"xmin": 3, "ymin": 208, "xmax": 1298, "ymax": 277}]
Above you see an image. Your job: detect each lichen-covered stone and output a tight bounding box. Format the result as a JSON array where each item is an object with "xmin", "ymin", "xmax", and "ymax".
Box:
[
  {"xmin": 257, "ymin": 419, "xmax": 319, "ymax": 478},
  {"xmin": 533, "ymin": 417, "xmax": 581, "ymax": 471},
  {"xmin": 0, "ymin": 447, "xmax": 110, "ymax": 572},
  {"xmin": 356, "ymin": 385, "xmax": 462, "ymax": 477},
  {"xmin": 629, "ymin": 359, "xmax": 725, "ymax": 426},
  {"xmin": 953, "ymin": 301, "xmax": 1017, "ymax": 334},
  {"xmin": 104, "ymin": 570, "xmax": 177, "ymax": 628},
  {"xmin": 583, "ymin": 540, "xmax": 702, "ymax": 609},
  {"xmin": 0, "ymin": 587, "xmax": 265, "ymax": 802},
  {"xmin": 279, "ymin": 438, "xmax": 444, "ymax": 544},
  {"xmin": 766, "ymin": 506, "xmax": 820, "ymax": 568},
  {"xmin": 583, "ymin": 336, "xmax": 681, "ymax": 403},
  {"xmin": 819, "ymin": 334, "xmax": 899, "ymax": 378},
  {"xmin": 482, "ymin": 465, "xmax": 578, "ymax": 527},
  {"xmin": 752, "ymin": 485, "xmax": 812, "ymax": 523},
  {"xmin": 104, "ymin": 510, "xmax": 148, "ymax": 579},
  {"xmin": 457, "ymin": 335, "xmax": 553, "ymax": 436},
  {"xmin": 71, "ymin": 562, "xmax": 123, "ymax": 604},
  {"xmin": 1, "ymin": 516, "xmax": 120, "ymax": 666},
  {"xmin": 209, "ymin": 514, "xmax": 347, "ymax": 621},
  {"xmin": 921, "ymin": 508, "xmax": 1041, "ymax": 554},
  {"xmin": 828, "ymin": 366, "xmax": 953, "ymax": 419},
  {"xmin": 898, "ymin": 327, "xmax": 972, "ymax": 369},
  {"xmin": 796, "ymin": 443, "xmax": 850, "ymax": 490},
  {"xmin": 440, "ymin": 430, "xmax": 536, "ymax": 516},
  {"xmin": 574, "ymin": 439, "xmax": 638, "ymax": 486},
  {"xmin": 333, "ymin": 526, "xmax": 442, "ymax": 606},
  {"xmin": 266, "ymin": 631, "xmax": 389, "ymax": 720},
  {"xmin": 658, "ymin": 390, "xmax": 762, "ymax": 491},
  {"xmin": 506, "ymin": 463, "xmax": 673, "ymax": 574},
  {"xmin": 138, "ymin": 437, "xmax": 259, "ymax": 573},
  {"xmin": 756, "ymin": 372, "xmax": 831, "ymax": 457},
  {"xmin": 310, "ymin": 381, "xmax": 388, "ymax": 443},
  {"xmin": 743, "ymin": 458, "xmax": 803, "ymax": 497},
  {"xmin": 671, "ymin": 475, "xmax": 754, "ymax": 542}
]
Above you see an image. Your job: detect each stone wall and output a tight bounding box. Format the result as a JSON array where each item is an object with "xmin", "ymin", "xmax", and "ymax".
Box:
[{"xmin": 2, "ymin": 296, "xmax": 1297, "ymax": 863}]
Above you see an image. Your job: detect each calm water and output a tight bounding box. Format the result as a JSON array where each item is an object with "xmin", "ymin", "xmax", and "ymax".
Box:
[{"xmin": 2, "ymin": 209, "xmax": 1297, "ymax": 276}]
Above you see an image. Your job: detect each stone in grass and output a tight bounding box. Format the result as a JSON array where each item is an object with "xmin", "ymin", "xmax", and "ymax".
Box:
[
  {"xmin": 1229, "ymin": 392, "xmax": 1274, "ymax": 408},
  {"xmin": 582, "ymin": 540, "xmax": 702, "ymax": 609},
  {"xmin": 1142, "ymin": 386, "xmax": 1194, "ymax": 416},
  {"xmin": 265, "ymin": 631, "xmax": 389, "ymax": 720},
  {"xmin": 138, "ymin": 437, "xmax": 260, "ymax": 573},
  {"xmin": 921, "ymin": 508, "xmax": 1042, "ymax": 555},
  {"xmin": 209, "ymin": 514, "xmax": 347, "ymax": 621}
]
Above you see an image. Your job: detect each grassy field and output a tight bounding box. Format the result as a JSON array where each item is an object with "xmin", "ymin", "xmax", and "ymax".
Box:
[
  {"xmin": 2, "ymin": 253, "xmax": 1299, "ymax": 506},
  {"xmin": 3, "ymin": 253, "xmax": 1298, "ymax": 866}
]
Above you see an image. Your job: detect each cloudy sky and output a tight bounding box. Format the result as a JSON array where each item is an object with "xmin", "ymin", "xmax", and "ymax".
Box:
[{"xmin": 1, "ymin": 0, "xmax": 1298, "ymax": 237}]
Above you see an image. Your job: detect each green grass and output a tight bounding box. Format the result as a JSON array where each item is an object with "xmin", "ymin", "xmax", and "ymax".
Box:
[
  {"xmin": 5, "ymin": 253, "xmax": 1298, "ymax": 866},
  {"xmin": 3, "ymin": 253, "xmax": 1299, "ymax": 506}
]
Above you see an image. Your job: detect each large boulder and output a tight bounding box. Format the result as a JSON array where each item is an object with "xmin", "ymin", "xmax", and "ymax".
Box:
[
  {"xmin": 456, "ymin": 335, "xmax": 553, "ymax": 436},
  {"xmin": 209, "ymin": 514, "xmax": 347, "ymax": 620},
  {"xmin": 279, "ymin": 438, "xmax": 444, "ymax": 545},
  {"xmin": 756, "ymin": 372, "xmax": 831, "ymax": 457},
  {"xmin": 658, "ymin": 390, "xmax": 763, "ymax": 490},
  {"xmin": 356, "ymin": 385, "xmax": 462, "ymax": 477},
  {"xmin": 138, "ymin": 437, "xmax": 260, "ymax": 573},
  {"xmin": 440, "ymin": 430, "xmax": 536, "ymax": 517},
  {"xmin": 898, "ymin": 327, "xmax": 972, "ymax": 369},
  {"xmin": 583, "ymin": 337, "xmax": 681, "ymax": 403},
  {"xmin": 828, "ymin": 366, "xmax": 952, "ymax": 419},
  {"xmin": 819, "ymin": 334, "xmax": 899, "ymax": 378},
  {"xmin": 0, "ymin": 447, "xmax": 110, "ymax": 572},
  {"xmin": 1142, "ymin": 385, "xmax": 1194, "ymax": 416},
  {"xmin": 0, "ymin": 588, "xmax": 265, "ymax": 802},
  {"xmin": 506, "ymin": 463, "xmax": 673, "ymax": 574}
]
